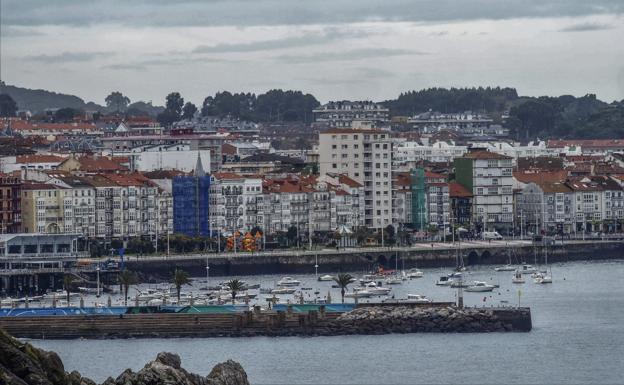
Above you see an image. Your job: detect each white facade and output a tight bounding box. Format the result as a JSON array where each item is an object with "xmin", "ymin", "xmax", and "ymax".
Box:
[
  {"xmin": 128, "ymin": 145, "xmax": 211, "ymax": 173},
  {"xmin": 319, "ymin": 129, "xmax": 393, "ymax": 228}
]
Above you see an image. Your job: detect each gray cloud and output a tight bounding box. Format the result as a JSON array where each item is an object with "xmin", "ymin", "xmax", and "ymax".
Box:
[
  {"xmin": 102, "ymin": 63, "xmax": 146, "ymax": 71},
  {"xmin": 276, "ymin": 48, "xmax": 427, "ymax": 64},
  {"xmin": 24, "ymin": 51, "xmax": 109, "ymax": 63},
  {"xmin": 0, "ymin": 26, "xmax": 45, "ymax": 37},
  {"xmin": 192, "ymin": 29, "xmax": 366, "ymax": 53},
  {"xmin": 558, "ymin": 22, "xmax": 614, "ymax": 32},
  {"xmin": 2, "ymin": 0, "xmax": 623, "ymax": 28}
]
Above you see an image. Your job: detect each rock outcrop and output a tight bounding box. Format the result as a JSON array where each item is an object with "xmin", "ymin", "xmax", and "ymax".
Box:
[{"xmin": 0, "ymin": 329, "xmax": 249, "ymax": 385}]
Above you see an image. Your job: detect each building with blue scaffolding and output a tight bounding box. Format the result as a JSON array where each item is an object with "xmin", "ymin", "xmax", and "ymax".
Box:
[{"xmin": 172, "ymin": 154, "xmax": 210, "ymax": 236}]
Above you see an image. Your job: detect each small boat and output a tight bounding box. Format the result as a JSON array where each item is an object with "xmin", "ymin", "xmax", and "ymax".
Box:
[
  {"xmin": 405, "ymin": 269, "xmax": 424, "ymax": 279},
  {"xmin": 359, "ymin": 274, "xmax": 381, "ymax": 285},
  {"xmin": 384, "ymin": 276, "xmax": 403, "ymax": 285},
  {"xmin": 363, "ymin": 282, "xmax": 391, "ymax": 296},
  {"xmin": 270, "ymin": 287, "xmax": 297, "ymax": 295},
  {"xmin": 407, "ymin": 294, "xmax": 432, "ymax": 303},
  {"xmin": 345, "ymin": 289, "xmax": 372, "ymax": 298},
  {"xmin": 494, "ymin": 264, "xmax": 516, "ymax": 272},
  {"xmin": 519, "ymin": 264, "xmax": 538, "ymax": 274},
  {"xmin": 277, "ymin": 277, "xmax": 301, "ymax": 286},
  {"xmin": 464, "ymin": 281, "xmax": 495, "ymax": 292},
  {"xmin": 533, "ymin": 272, "xmax": 553, "ymax": 284},
  {"xmin": 436, "ymin": 272, "xmax": 462, "ymax": 286},
  {"xmin": 318, "ymin": 274, "xmax": 334, "ymax": 281},
  {"xmin": 512, "ymin": 270, "xmax": 525, "ymax": 284}
]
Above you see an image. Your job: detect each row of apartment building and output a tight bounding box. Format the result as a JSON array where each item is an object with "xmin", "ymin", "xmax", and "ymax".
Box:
[{"xmin": 0, "ymin": 172, "xmax": 172, "ymax": 240}]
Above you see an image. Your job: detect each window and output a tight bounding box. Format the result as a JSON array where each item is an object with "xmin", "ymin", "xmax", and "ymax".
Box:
[{"xmin": 332, "ymin": 163, "xmax": 337, "ymax": 169}]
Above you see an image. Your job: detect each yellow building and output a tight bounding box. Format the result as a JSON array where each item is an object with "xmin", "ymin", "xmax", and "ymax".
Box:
[{"xmin": 21, "ymin": 183, "xmax": 72, "ymax": 234}]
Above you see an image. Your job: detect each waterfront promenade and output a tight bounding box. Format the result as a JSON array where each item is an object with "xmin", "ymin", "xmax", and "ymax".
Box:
[{"xmin": 120, "ymin": 238, "xmax": 624, "ymax": 277}]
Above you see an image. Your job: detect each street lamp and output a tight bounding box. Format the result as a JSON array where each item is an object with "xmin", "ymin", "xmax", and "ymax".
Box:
[{"xmin": 205, "ymin": 254, "xmax": 210, "ymax": 290}]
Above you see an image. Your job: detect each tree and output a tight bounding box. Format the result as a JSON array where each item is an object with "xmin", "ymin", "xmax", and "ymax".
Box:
[
  {"xmin": 0, "ymin": 94, "xmax": 18, "ymax": 117},
  {"xmin": 286, "ymin": 225, "xmax": 298, "ymax": 246},
  {"xmin": 383, "ymin": 224, "xmax": 396, "ymax": 246},
  {"xmin": 118, "ymin": 269, "xmax": 139, "ymax": 306},
  {"xmin": 157, "ymin": 92, "xmax": 184, "ymax": 127},
  {"xmin": 62, "ymin": 274, "xmax": 76, "ymax": 305},
  {"xmin": 172, "ymin": 268, "xmax": 192, "ymax": 302},
  {"xmin": 105, "ymin": 91, "xmax": 131, "ymax": 112},
  {"xmin": 54, "ymin": 107, "xmax": 81, "ymax": 122},
  {"xmin": 182, "ymin": 102, "xmax": 197, "ymax": 120},
  {"xmin": 224, "ymin": 279, "xmax": 245, "ymax": 304},
  {"xmin": 333, "ymin": 273, "xmax": 353, "ymax": 303}
]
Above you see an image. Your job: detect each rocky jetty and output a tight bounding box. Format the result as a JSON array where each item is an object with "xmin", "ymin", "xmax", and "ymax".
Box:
[
  {"xmin": 327, "ymin": 306, "xmax": 526, "ymax": 333},
  {"xmin": 0, "ymin": 329, "xmax": 249, "ymax": 385}
]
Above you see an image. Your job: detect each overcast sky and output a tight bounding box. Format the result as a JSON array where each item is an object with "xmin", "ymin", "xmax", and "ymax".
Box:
[{"xmin": 1, "ymin": 0, "xmax": 623, "ymax": 106}]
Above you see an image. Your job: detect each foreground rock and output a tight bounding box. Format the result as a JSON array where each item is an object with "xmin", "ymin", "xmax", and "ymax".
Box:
[{"xmin": 0, "ymin": 329, "xmax": 249, "ymax": 385}]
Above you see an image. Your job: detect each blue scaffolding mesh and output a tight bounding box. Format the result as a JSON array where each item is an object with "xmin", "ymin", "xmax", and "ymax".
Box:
[{"xmin": 172, "ymin": 175, "xmax": 210, "ymax": 236}]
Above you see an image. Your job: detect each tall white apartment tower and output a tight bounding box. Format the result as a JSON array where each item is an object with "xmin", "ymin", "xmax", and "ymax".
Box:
[{"xmin": 319, "ymin": 128, "xmax": 393, "ymax": 229}]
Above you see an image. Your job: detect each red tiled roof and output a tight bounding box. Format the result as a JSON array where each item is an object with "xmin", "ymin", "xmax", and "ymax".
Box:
[
  {"xmin": 5, "ymin": 120, "xmax": 97, "ymax": 132},
  {"xmin": 337, "ymin": 174, "xmax": 362, "ymax": 188},
  {"xmin": 212, "ymin": 172, "xmax": 244, "ymax": 180},
  {"xmin": 449, "ymin": 182, "xmax": 472, "ymax": 198},
  {"xmin": 320, "ymin": 128, "xmax": 390, "ymax": 135},
  {"xmin": 513, "ymin": 170, "xmax": 568, "ymax": 184},
  {"xmin": 548, "ymin": 139, "xmax": 624, "ymax": 149},
  {"xmin": 16, "ymin": 154, "xmax": 66, "ymax": 163},
  {"xmin": 21, "ymin": 182, "xmax": 67, "ymax": 190},
  {"xmin": 64, "ymin": 156, "xmax": 128, "ymax": 172}
]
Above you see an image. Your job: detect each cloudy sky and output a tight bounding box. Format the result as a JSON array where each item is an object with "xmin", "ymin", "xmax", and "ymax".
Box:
[{"xmin": 1, "ymin": 0, "xmax": 623, "ymax": 106}]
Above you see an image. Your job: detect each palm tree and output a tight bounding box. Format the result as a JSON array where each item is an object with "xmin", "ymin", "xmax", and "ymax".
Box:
[
  {"xmin": 224, "ymin": 279, "xmax": 245, "ymax": 304},
  {"xmin": 333, "ymin": 273, "xmax": 353, "ymax": 304},
  {"xmin": 118, "ymin": 269, "xmax": 139, "ymax": 306},
  {"xmin": 62, "ymin": 274, "xmax": 75, "ymax": 305},
  {"xmin": 172, "ymin": 268, "xmax": 192, "ymax": 302}
]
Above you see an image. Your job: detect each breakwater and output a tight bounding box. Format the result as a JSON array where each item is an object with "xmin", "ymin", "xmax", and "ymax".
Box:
[
  {"xmin": 0, "ymin": 304, "xmax": 531, "ymax": 339},
  {"xmin": 125, "ymin": 240, "xmax": 624, "ymax": 278}
]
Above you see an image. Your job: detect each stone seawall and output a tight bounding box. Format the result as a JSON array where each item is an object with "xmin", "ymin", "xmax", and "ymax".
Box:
[
  {"xmin": 125, "ymin": 241, "xmax": 624, "ymax": 279},
  {"xmin": 0, "ymin": 305, "xmax": 531, "ymax": 339}
]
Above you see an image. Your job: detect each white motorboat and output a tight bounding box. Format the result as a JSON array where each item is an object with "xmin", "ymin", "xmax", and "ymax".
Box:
[
  {"xmin": 345, "ymin": 289, "xmax": 373, "ymax": 298},
  {"xmin": 450, "ymin": 280, "xmax": 471, "ymax": 288},
  {"xmin": 271, "ymin": 287, "xmax": 297, "ymax": 295},
  {"xmin": 495, "ymin": 264, "xmax": 516, "ymax": 272},
  {"xmin": 405, "ymin": 269, "xmax": 424, "ymax": 279},
  {"xmin": 519, "ymin": 264, "xmax": 538, "ymax": 274},
  {"xmin": 512, "ymin": 270, "xmax": 525, "ymax": 284},
  {"xmin": 464, "ymin": 281, "xmax": 495, "ymax": 292},
  {"xmin": 277, "ymin": 277, "xmax": 301, "ymax": 286},
  {"xmin": 359, "ymin": 274, "xmax": 382, "ymax": 285},
  {"xmin": 318, "ymin": 274, "xmax": 334, "ymax": 281},
  {"xmin": 384, "ymin": 276, "xmax": 403, "ymax": 285},
  {"xmin": 363, "ymin": 282, "xmax": 392, "ymax": 296},
  {"xmin": 533, "ymin": 272, "xmax": 553, "ymax": 284},
  {"xmin": 407, "ymin": 294, "xmax": 432, "ymax": 303}
]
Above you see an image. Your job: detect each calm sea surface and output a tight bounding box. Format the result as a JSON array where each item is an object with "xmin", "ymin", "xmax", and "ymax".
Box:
[{"xmin": 30, "ymin": 259, "xmax": 624, "ymax": 384}]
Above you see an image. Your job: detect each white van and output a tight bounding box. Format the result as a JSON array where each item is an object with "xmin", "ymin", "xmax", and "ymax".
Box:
[{"xmin": 482, "ymin": 231, "xmax": 503, "ymax": 240}]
